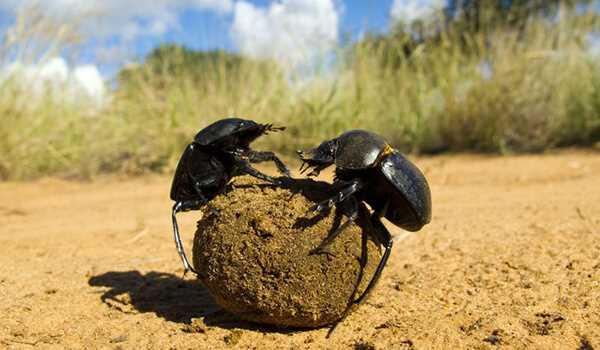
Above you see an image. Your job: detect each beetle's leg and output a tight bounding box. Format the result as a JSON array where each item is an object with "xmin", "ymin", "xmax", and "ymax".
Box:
[
  {"xmin": 326, "ymin": 228, "xmax": 369, "ymax": 338},
  {"xmin": 235, "ymin": 160, "xmax": 282, "ymax": 185},
  {"xmin": 172, "ymin": 182, "xmax": 209, "ymax": 275},
  {"xmin": 189, "ymin": 174, "xmax": 222, "ymax": 214},
  {"xmin": 311, "ymin": 179, "xmax": 363, "ymax": 214},
  {"xmin": 354, "ymin": 200, "xmax": 393, "ymax": 305},
  {"xmin": 246, "ymin": 150, "xmax": 291, "ymax": 177},
  {"xmin": 310, "ymin": 197, "xmax": 358, "ymax": 255},
  {"xmin": 172, "ymin": 201, "xmax": 203, "ymax": 275}
]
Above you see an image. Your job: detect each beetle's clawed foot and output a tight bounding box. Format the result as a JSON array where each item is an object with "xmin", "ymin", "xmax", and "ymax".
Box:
[
  {"xmin": 310, "ymin": 199, "xmax": 334, "ymax": 214},
  {"xmin": 181, "ymin": 266, "xmax": 198, "ymax": 279},
  {"xmin": 205, "ymin": 203, "xmax": 220, "ymax": 216}
]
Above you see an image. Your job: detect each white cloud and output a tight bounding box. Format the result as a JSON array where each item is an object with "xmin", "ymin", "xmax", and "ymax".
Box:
[
  {"xmin": 230, "ymin": 0, "xmax": 339, "ymax": 68},
  {"xmin": 71, "ymin": 64, "xmax": 106, "ymax": 105},
  {"xmin": 2, "ymin": 57, "xmax": 106, "ymax": 107},
  {"xmin": 38, "ymin": 57, "xmax": 69, "ymax": 83},
  {"xmin": 390, "ymin": 0, "xmax": 446, "ymax": 25}
]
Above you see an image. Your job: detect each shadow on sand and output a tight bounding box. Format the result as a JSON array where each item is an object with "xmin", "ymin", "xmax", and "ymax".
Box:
[{"xmin": 88, "ymin": 271, "xmax": 300, "ymax": 334}]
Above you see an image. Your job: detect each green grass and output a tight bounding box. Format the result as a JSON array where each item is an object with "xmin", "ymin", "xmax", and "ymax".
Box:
[{"xmin": 1, "ymin": 11, "xmax": 599, "ymax": 180}]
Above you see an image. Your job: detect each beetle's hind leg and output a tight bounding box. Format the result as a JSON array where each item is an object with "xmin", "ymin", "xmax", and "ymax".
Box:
[
  {"xmin": 354, "ymin": 205, "xmax": 393, "ymax": 305},
  {"xmin": 172, "ymin": 200, "xmax": 204, "ymax": 275},
  {"xmin": 247, "ymin": 150, "xmax": 291, "ymax": 177},
  {"xmin": 326, "ymin": 228, "xmax": 369, "ymax": 338}
]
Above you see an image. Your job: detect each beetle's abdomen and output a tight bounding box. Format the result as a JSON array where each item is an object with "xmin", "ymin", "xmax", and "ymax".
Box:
[
  {"xmin": 380, "ymin": 152, "xmax": 431, "ymax": 229},
  {"xmin": 361, "ymin": 170, "xmax": 423, "ymax": 232},
  {"xmin": 170, "ymin": 144, "xmax": 228, "ymax": 202}
]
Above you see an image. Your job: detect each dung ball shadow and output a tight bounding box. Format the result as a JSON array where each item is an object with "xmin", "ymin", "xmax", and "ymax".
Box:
[
  {"xmin": 87, "ymin": 270, "xmax": 308, "ymax": 333},
  {"xmin": 88, "ymin": 271, "xmax": 220, "ymax": 323}
]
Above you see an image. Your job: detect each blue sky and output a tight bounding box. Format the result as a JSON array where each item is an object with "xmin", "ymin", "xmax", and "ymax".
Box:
[{"xmin": 0, "ymin": 0, "xmax": 403, "ymax": 77}]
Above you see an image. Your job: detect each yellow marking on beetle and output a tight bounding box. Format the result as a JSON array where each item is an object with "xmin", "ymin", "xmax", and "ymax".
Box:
[
  {"xmin": 382, "ymin": 144, "xmax": 393, "ymax": 156},
  {"xmin": 376, "ymin": 144, "xmax": 394, "ymax": 164}
]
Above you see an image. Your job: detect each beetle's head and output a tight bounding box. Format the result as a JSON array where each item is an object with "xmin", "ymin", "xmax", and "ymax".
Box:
[
  {"xmin": 297, "ymin": 139, "xmax": 337, "ymax": 177},
  {"xmin": 236, "ymin": 122, "xmax": 285, "ymax": 148}
]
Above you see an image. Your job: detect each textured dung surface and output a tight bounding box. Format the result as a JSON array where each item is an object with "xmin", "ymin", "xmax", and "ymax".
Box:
[{"xmin": 192, "ymin": 176, "xmax": 382, "ymax": 328}]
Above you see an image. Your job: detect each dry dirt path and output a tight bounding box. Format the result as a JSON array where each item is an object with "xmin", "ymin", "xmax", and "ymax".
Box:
[{"xmin": 1, "ymin": 152, "xmax": 599, "ymax": 349}]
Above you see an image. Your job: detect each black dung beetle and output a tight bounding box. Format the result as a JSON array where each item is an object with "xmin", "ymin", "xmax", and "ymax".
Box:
[
  {"xmin": 171, "ymin": 117, "xmax": 290, "ymax": 274},
  {"xmin": 297, "ymin": 130, "xmax": 431, "ymax": 325}
]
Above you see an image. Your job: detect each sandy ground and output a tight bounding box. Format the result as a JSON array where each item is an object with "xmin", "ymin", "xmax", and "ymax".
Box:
[{"xmin": 0, "ymin": 151, "xmax": 599, "ymax": 350}]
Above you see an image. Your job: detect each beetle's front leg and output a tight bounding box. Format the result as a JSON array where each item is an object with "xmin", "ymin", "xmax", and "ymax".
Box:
[
  {"xmin": 310, "ymin": 196, "xmax": 359, "ymax": 255},
  {"xmin": 310, "ymin": 178, "xmax": 363, "ymax": 214},
  {"xmin": 246, "ymin": 150, "xmax": 291, "ymax": 177},
  {"xmin": 234, "ymin": 160, "xmax": 282, "ymax": 185}
]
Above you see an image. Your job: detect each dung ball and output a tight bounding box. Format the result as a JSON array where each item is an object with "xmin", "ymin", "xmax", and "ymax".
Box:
[{"xmin": 192, "ymin": 176, "xmax": 382, "ymax": 328}]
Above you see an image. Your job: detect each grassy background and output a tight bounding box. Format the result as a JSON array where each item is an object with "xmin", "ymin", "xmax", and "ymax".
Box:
[{"xmin": 1, "ymin": 5, "xmax": 600, "ymax": 180}]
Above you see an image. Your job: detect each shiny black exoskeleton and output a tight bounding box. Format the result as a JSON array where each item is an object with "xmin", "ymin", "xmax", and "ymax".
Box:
[
  {"xmin": 298, "ymin": 130, "xmax": 431, "ymax": 328},
  {"xmin": 171, "ymin": 117, "xmax": 290, "ymax": 274}
]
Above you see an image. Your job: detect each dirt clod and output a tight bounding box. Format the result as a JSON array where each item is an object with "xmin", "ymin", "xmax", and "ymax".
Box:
[
  {"xmin": 182, "ymin": 318, "xmax": 208, "ymax": 334},
  {"xmin": 192, "ymin": 176, "xmax": 381, "ymax": 328},
  {"xmin": 483, "ymin": 329, "xmax": 502, "ymax": 345},
  {"xmin": 578, "ymin": 337, "xmax": 595, "ymax": 350}
]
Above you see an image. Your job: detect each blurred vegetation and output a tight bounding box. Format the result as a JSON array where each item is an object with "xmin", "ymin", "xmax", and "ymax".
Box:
[{"xmin": 1, "ymin": 1, "xmax": 600, "ymax": 180}]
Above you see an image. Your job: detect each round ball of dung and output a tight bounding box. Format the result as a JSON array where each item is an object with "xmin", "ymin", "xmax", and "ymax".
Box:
[{"xmin": 192, "ymin": 176, "xmax": 382, "ymax": 328}]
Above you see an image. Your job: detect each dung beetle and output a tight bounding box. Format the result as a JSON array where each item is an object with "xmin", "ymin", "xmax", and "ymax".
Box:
[
  {"xmin": 297, "ymin": 130, "xmax": 431, "ymax": 324},
  {"xmin": 171, "ymin": 117, "xmax": 290, "ymax": 274}
]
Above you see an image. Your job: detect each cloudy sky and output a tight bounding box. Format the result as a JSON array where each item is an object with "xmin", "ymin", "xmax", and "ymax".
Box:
[{"xmin": 0, "ymin": 0, "xmax": 448, "ymax": 77}]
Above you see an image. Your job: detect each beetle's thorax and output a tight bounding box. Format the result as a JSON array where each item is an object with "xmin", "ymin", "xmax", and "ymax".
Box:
[{"xmin": 334, "ymin": 130, "xmax": 392, "ymax": 170}]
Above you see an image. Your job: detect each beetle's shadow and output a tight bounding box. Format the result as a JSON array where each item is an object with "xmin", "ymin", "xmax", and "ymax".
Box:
[{"xmin": 87, "ymin": 271, "xmax": 300, "ymax": 334}]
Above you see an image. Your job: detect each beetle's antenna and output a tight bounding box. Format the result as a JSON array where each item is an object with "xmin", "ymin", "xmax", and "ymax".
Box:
[
  {"xmin": 172, "ymin": 202, "xmax": 197, "ymax": 275},
  {"xmin": 263, "ymin": 124, "xmax": 285, "ymax": 134}
]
